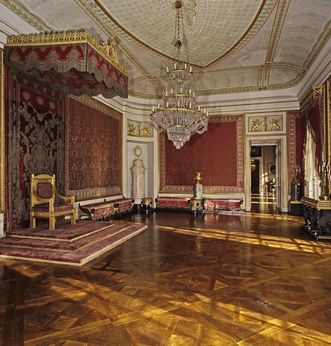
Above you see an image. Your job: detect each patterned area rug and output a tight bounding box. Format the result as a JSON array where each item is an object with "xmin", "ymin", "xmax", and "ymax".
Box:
[{"xmin": 0, "ymin": 220, "xmax": 147, "ymax": 266}]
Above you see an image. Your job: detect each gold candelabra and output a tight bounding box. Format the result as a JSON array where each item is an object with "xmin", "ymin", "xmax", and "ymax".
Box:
[
  {"xmin": 318, "ymin": 162, "xmax": 331, "ymax": 200},
  {"xmin": 291, "ymin": 164, "xmax": 301, "ymax": 184}
]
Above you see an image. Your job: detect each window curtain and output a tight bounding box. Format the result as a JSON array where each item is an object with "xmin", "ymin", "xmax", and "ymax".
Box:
[{"xmin": 304, "ymin": 122, "xmax": 320, "ymax": 199}]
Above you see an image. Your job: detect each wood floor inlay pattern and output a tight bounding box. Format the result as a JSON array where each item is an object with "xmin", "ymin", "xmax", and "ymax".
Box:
[{"xmin": 0, "ymin": 212, "xmax": 331, "ymax": 345}]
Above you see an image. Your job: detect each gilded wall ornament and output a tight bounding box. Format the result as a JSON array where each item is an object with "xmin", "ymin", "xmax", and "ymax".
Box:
[
  {"xmin": 127, "ymin": 120, "xmax": 153, "ymax": 138},
  {"xmin": 246, "ymin": 114, "xmax": 285, "ymax": 134}
]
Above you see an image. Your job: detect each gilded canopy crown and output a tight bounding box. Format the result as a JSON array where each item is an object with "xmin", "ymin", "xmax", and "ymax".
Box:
[
  {"xmin": 5, "ymin": 30, "xmax": 128, "ymax": 98},
  {"xmin": 6, "ymin": 30, "xmax": 127, "ymax": 75}
]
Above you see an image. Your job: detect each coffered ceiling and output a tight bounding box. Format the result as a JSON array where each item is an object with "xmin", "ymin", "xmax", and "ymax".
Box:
[{"xmin": 2, "ymin": 0, "xmax": 331, "ymax": 99}]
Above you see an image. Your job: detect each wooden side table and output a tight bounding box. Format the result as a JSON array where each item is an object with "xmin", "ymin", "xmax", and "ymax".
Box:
[{"xmin": 302, "ymin": 197, "xmax": 331, "ymax": 240}]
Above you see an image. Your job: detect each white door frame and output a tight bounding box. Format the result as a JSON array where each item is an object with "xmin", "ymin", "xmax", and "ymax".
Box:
[{"xmin": 245, "ymin": 136, "xmax": 288, "ymax": 212}]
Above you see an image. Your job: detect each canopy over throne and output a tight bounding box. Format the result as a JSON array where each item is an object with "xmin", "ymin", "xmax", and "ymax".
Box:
[{"xmin": 30, "ymin": 174, "xmax": 76, "ymax": 231}]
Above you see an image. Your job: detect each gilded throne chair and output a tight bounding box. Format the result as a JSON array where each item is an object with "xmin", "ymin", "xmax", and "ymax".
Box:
[{"xmin": 30, "ymin": 174, "xmax": 77, "ymax": 231}]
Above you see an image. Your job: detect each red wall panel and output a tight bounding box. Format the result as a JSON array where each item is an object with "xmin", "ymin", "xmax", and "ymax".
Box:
[
  {"xmin": 160, "ymin": 116, "xmax": 244, "ymax": 194},
  {"xmin": 65, "ymin": 96, "xmax": 122, "ymax": 200}
]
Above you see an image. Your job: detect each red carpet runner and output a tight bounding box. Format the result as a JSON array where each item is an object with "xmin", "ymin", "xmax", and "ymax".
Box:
[{"xmin": 0, "ymin": 220, "xmax": 147, "ymax": 266}]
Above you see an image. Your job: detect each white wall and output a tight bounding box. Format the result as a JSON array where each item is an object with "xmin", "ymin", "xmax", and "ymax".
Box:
[{"xmin": 121, "ymin": 98, "xmax": 158, "ymax": 205}]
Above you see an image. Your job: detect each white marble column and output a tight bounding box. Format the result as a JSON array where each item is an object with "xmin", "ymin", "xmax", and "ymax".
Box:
[{"xmin": 130, "ymin": 145, "xmax": 146, "ymax": 205}]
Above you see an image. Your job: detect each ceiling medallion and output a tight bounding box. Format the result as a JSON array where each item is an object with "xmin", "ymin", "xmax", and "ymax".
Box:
[
  {"xmin": 150, "ymin": 0, "xmax": 208, "ymax": 149},
  {"xmin": 159, "ymin": 0, "xmax": 207, "ymax": 32}
]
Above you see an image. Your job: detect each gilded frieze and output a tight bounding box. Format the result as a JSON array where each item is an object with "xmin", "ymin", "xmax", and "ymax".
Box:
[
  {"xmin": 127, "ymin": 120, "xmax": 153, "ymax": 138},
  {"xmin": 0, "ymin": 0, "xmax": 50, "ymax": 31},
  {"xmin": 246, "ymin": 113, "xmax": 285, "ymax": 135}
]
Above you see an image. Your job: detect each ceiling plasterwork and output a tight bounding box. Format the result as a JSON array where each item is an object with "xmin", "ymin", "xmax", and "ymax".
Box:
[
  {"xmin": 303, "ymin": 21, "xmax": 331, "ymax": 71},
  {"xmin": 75, "ymin": 0, "xmax": 277, "ymax": 67},
  {"xmin": 259, "ymin": 0, "xmax": 291, "ymax": 89},
  {"xmin": 158, "ymin": 0, "xmax": 207, "ymax": 33},
  {"xmin": 1, "ymin": 0, "xmax": 331, "ymax": 100},
  {"xmin": 274, "ymin": 0, "xmax": 331, "ymax": 69},
  {"xmin": 206, "ymin": 0, "xmax": 278, "ymax": 67},
  {"xmin": 265, "ymin": 0, "xmax": 290, "ymax": 64},
  {"xmin": 0, "ymin": 0, "xmax": 50, "ymax": 31}
]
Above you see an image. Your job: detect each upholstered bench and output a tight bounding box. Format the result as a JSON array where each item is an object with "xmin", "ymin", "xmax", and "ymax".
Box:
[
  {"xmin": 203, "ymin": 198, "xmax": 242, "ymax": 212},
  {"xmin": 79, "ymin": 197, "xmax": 134, "ymax": 220},
  {"xmin": 155, "ymin": 197, "xmax": 191, "ymax": 211}
]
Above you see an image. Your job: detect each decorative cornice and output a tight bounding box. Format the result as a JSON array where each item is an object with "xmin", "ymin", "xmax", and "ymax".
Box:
[
  {"xmin": 299, "ymin": 84, "xmax": 323, "ymax": 111},
  {"xmin": 6, "ymin": 30, "xmax": 127, "ymax": 75},
  {"xmin": 0, "ymin": 0, "xmax": 50, "ymax": 31},
  {"xmin": 132, "ymin": 62, "xmax": 306, "ymax": 99},
  {"xmin": 303, "ymin": 21, "xmax": 331, "ymax": 71}
]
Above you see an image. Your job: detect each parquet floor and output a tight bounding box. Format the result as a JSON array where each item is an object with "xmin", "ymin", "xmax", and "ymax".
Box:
[
  {"xmin": 250, "ymin": 193, "xmax": 277, "ymax": 213},
  {"xmin": 0, "ymin": 212, "xmax": 331, "ymax": 345}
]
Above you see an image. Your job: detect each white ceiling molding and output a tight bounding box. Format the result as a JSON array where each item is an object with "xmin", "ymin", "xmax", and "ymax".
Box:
[
  {"xmin": 0, "ymin": 3, "xmax": 41, "ymax": 34},
  {"xmin": 297, "ymin": 38, "xmax": 331, "ymax": 101}
]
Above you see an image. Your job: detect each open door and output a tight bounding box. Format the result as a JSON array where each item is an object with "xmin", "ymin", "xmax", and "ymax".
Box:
[
  {"xmin": 248, "ymin": 143, "xmax": 280, "ymax": 213},
  {"xmin": 246, "ymin": 135, "xmax": 288, "ymax": 213}
]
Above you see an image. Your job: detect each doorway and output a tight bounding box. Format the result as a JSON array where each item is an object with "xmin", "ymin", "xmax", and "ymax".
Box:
[
  {"xmin": 249, "ymin": 143, "xmax": 279, "ymax": 213},
  {"xmin": 250, "ymin": 158, "xmax": 260, "ymax": 194}
]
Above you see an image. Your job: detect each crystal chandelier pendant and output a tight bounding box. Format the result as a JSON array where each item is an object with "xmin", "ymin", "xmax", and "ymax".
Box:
[{"xmin": 150, "ymin": 0, "xmax": 208, "ymax": 149}]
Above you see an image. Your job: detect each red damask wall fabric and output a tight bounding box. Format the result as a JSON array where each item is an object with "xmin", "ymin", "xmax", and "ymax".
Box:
[
  {"xmin": 165, "ymin": 122, "xmax": 237, "ymax": 186},
  {"xmin": 65, "ymin": 96, "xmax": 122, "ymax": 200},
  {"xmin": 7, "ymin": 73, "xmax": 64, "ymax": 230},
  {"xmin": 160, "ymin": 116, "xmax": 244, "ymax": 193},
  {"xmin": 296, "ymin": 114, "xmax": 306, "ymax": 176},
  {"xmin": 307, "ymin": 104, "xmax": 322, "ymax": 165}
]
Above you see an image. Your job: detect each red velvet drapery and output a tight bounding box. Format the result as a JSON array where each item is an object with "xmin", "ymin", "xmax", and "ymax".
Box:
[{"xmin": 4, "ymin": 31, "xmax": 128, "ymax": 99}]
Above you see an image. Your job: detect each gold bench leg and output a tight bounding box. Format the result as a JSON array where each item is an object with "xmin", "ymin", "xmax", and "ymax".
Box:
[
  {"xmin": 71, "ymin": 213, "xmax": 77, "ymax": 225},
  {"xmin": 49, "ymin": 216, "xmax": 56, "ymax": 231},
  {"xmin": 71, "ymin": 215, "xmax": 76, "ymax": 225},
  {"xmin": 30, "ymin": 216, "xmax": 36, "ymax": 229}
]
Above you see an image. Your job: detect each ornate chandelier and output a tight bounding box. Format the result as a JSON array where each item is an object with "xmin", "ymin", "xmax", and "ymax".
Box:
[{"xmin": 150, "ymin": 0, "xmax": 208, "ymax": 149}]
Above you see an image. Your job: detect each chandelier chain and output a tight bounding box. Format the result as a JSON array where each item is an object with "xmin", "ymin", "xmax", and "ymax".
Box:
[{"xmin": 150, "ymin": 0, "xmax": 208, "ymax": 149}]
